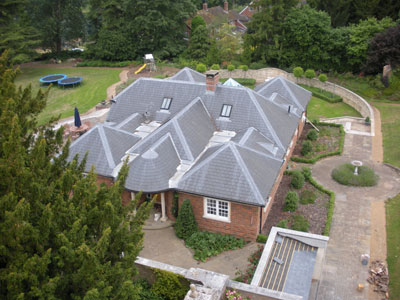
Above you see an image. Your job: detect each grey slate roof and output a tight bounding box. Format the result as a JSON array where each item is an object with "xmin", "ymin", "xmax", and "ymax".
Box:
[
  {"xmin": 69, "ymin": 69, "xmax": 311, "ymax": 207},
  {"xmin": 125, "ymin": 134, "xmax": 180, "ymax": 192},
  {"xmin": 178, "ymin": 141, "xmax": 282, "ymax": 206},
  {"xmin": 169, "ymin": 67, "xmax": 206, "ymax": 83},
  {"xmin": 254, "ymin": 77, "xmax": 311, "ymax": 111},
  {"xmin": 68, "ymin": 125, "xmax": 140, "ymax": 176}
]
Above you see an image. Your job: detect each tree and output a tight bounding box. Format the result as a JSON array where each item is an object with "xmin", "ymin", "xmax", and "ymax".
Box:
[
  {"xmin": 365, "ymin": 24, "xmax": 400, "ymax": 74},
  {"xmin": 174, "ymin": 199, "xmax": 197, "ymax": 240},
  {"xmin": 188, "ymin": 25, "xmax": 210, "ymax": 61},
  {"xmin": 281, "ymin": 6, "xmax": 332, "ymax": 70},
  {"xmin": 346, "ymin": 17, "xmax": 396, "ymax": 72},
  {"xmin": 191, "ymin": 15, "xmax": 206, "ymax": 32},
  {"xmin": 206, "ymin": 39, "xmax": 222, "ymax": 66},
  {"xmin": 215, "ymin": 23, "xmax": 241, "ymax": 62},
  {"xmin": 29, "ymin": 0, "xmax": 85, "ymax": 53},
  {"xmin": 243, "ymin": 0, "xmax": 298, "ymax": 66},
  {"xmin": 0, "ymin": 0, "xmax": 40, "ymax": 63},
  {"xmin": 307, "ymin": 0, "xmax": 352, "ymax": 27},
  {"xmin": 0, "ymin": 51, "xmax": 152, "ymax": 299}
]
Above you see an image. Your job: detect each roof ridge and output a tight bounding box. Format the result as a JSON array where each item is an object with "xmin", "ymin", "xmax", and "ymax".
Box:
[
  {"xmin": 246, "ymin": 89, "xmax": 284, "ymax": 151},
  {"xmin": 104, "ymin": 123, "xmax": 140, "ymax": 138},
  {"xmin": 238, "ymin": 127, "xmax": 255, "ymax": 145},
  {"xmin": 236, "ymin": 143, "xmax": 283, "ymax": 162},
  {"xmin": 172, "ymin": 119, "xmax": 194, "ymax": 161},
  {"xmin": 278, "ymin": 77, "xmax": 304, "ymax": 110},
  {"xmin": 115, "ymin": 113, "xmax": 140, "ymax": 129},
  {"xmin": 98, "ymin": 125, "xmax": 116, "ymax": 169},
  {"xmin": 229, "ymin": 143, "xmax": 265, "ymax": 206},
  {"xmin": 185, "ymin": 68, "xmax": 196, "ymax": 82}
]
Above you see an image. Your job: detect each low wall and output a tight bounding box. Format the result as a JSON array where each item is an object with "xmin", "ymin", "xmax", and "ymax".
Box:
[{"xmin": 218, "ymin": 68, "xmax": 375, "ymax": 136}]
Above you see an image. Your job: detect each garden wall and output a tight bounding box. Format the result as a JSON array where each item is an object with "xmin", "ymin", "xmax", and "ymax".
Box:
[{"xmin": 218, "ymin": 68, "xmax": 375, "ymax": 136}]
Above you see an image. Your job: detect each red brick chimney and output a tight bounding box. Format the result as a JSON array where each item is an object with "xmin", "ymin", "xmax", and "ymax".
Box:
[
  {"xmin": 224, "ymin": 1, "xmax": 228, "ymax": 12},
  {"xmin": 203, "ymin": 1, "xmax": 208, "ymax": 11},
  {"xmin": 205, "ymin": 71, "xmax": 219, "ymax": 92}
]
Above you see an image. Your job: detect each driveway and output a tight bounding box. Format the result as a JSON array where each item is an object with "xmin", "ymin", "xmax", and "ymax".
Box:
[
  {"xmin": 313, "ymin": 132, "xmax": 400, "ymax": 299},
  {"xmin": 139, "ymin": 226, "xmax": 260, "ymax": 279}
]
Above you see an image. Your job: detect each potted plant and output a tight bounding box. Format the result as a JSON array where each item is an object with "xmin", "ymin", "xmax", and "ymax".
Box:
[{"xmin": 365, "ymin": 116, "xmax": 371, "ymax": 125}]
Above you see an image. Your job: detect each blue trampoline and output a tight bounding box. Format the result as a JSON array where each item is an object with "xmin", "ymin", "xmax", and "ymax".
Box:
[
  {"xmin": 58, "ymin": 76, "xmax": 83, "ymax": 88},
  {"xmin": 39, "ymin": 74, "xmax": 67, "ymax": 85}
]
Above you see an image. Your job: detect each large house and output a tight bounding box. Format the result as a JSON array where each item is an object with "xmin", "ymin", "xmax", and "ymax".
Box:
[{"xmin": 68, "ymin": 68, "xmax": 311, "ymax": 240}]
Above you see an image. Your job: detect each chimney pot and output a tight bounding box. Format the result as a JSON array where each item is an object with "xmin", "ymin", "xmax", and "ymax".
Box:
[
  {"xmin": 224, "ymin": 1, "xmax": 228, "ymax": 12},
  {"xmin": 205, "ymin": 70, "xmax": 219, "ymax": 92}
]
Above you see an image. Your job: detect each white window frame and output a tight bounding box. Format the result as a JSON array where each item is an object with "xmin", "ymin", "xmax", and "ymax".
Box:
[
  {"xmin": 203, "ymin": 197, "xmax": 231, "ymax": 222},
  {"xmin": 220, "ymin": 104, "xmax": 232, "ymax": 118},
  {"xmin": 161, "ymin": 97, "xmax": 172, "ymax": 110}
]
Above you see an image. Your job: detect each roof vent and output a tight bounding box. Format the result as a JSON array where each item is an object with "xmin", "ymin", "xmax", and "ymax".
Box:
[{"xmin": 288, "ymin": 105, "xmax": 292, "ymax": 114}]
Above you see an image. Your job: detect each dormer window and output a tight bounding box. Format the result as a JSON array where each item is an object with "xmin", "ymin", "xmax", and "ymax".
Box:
[
  {"xmin": 161, "ymin": 97, "xmax": 172, "ymax": 110},
  {"xmin": 220, "ymin": 104, "xmax": 232, "ymax": 117}
]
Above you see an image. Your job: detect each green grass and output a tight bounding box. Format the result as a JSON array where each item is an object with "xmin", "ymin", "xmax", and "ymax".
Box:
[
  {"xmin": 15, "ymin": 67, "xmax": 122, "ymax": 125},
  {"xmin": 307, "ymin": 96, "xmax": 362, "ymax": 121},
  {"xmin": 386, "ymin": 193, "xmax": 400, "ymax": 300},
  {"xmin": 374, "ymin": 104, "xmax": 400, "ymax": 168},
  {"xmin": 331, "ymin": 163, "xmax": 379, "ymax": 186}
]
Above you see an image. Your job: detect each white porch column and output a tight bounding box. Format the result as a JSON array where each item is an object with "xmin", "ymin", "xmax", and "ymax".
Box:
[{"xmin": 161, "ymin": 192, "xmax": 168, "ymax": 222}]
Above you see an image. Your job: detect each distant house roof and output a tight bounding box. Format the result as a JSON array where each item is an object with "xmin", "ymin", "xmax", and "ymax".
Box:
[{"xmin": 68, "ymin": 68, "xmax": 311, "ymax": 207}]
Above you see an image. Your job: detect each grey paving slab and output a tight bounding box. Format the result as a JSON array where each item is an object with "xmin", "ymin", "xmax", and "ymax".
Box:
[{"xmin": 312, "ymin": 133, "xmax": 400, "ymax": 300}]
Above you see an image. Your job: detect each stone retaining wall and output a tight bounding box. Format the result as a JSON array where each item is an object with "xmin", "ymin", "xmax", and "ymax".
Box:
[{"xmin": 218, "ymin": 68, "xmax": 375, "ymax": 136}]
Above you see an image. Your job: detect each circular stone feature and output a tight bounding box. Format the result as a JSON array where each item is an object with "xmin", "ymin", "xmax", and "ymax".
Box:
[
  {"xmin": 331, "ymin": 163, "xmax": 379, "ymax": 186},
  {"xmin": 39, "ymin": 74, "xmax": 67, "ymax": 84}
]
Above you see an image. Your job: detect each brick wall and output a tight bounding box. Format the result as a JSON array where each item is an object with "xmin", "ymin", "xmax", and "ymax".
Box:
[{"xmin": 178, "ymin": 192, "xmax": 260, "ymax": 240}]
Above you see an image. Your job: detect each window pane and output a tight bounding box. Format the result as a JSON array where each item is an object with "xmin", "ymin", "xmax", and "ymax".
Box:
[
  {"xmin": 221, "ymin": 104, "xmax": 232, "ymax": 117},
  {"xmin": 161, "ymin": 97, "xmax": 171, "ymax": 110},
  {"xmin": 207, "ymin": 199, "xmax": 217, "ymax": 215},
  {"xmin": 218, "ymin": 200, "xmax": 229, "ymax": 217}
]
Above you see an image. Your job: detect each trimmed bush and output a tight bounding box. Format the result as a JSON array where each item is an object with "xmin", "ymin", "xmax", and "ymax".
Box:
[
  {"xmin": 185, "ymin": 231, "xmax": 245, "ymax": 262},
  {"xmin": 276, "ymin": 219, "xmax": 289, "ymax": 228},
  {"xmin": 291, "ymin": 170, "xmax": 305, "ymax": 189},
  {"xmin": 227, "ymin": 64, "xmax": 235, "ymax": 71},
  {"xmin": 318, "ymin": 73, "xmax": 328, "ymax": 83},
  {"xmin": 211, "ymin": 64, "xmax": 220, "ymax": 70},
  {"xmin": 305, "ymin": 69, "xmax": 316, "ymax": 79},
  {"xmin": 307, "ymin": 129, "xmax": 318, "ymax": 141},
  {"xmin": 196, "ymin": 63, "xmax": 207, "ymax": 73},
  {"xmin": 293, "ymin": 67, "xmax": 304, "ymax": 78},
  {"xmin": 151, "ymin": 269, "xmax": 189, "ymax": 300},
  {"xmin": 300, "ymin": 190, "xmax": 317, "ymax": 204},
  {"xmin": 256, "ymin": 234, "xmax": 267, "ymax": 243},
  {"xmin": 283, "ymin": 191, "xmax": 299, "ymax": 212},
  {"xmin": 291, "ymin": 215, "xmax": 309, "ymax": 232},
  {"xmin": 302, "ymin": 167, "xmax": 312, "ymax": 180},
  {"xmin": 174, "ymin": 199, "xmax": 198, "ymax": 240},
  {"xmin": 301, "ymin": 140, "xmax": 313, "ymax": 156},
  {"xmin": 331, "ymin": 163, "xmax": 379, "ymax": 186},
  {"xmin": 239, "ymin": 65, "xmax": 249, "ymax": 71}
]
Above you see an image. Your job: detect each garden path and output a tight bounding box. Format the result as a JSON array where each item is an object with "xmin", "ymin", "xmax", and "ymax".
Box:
[{"xmin": 312, "ymin": 132, "xmax": 400, "ymax": 300}]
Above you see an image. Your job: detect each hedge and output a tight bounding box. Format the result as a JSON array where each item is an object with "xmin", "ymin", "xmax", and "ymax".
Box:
[
  {"xmin": 285, "ymin": 169, "xmax": 335, "ymax": 236},
  {"xmin": 219, "ymin": 78, "xmax": 256, "ymax": 87},
  {"xmin": 291, "ymin": 123, "xmax": 345, "ymax": 164},
  {"xmin": 300, "ymin": 84, "xmax": 343, "ymax": 103},
  {"xmin": 76, "ymin": 60, "xmax": 139, "ymax": 67}
]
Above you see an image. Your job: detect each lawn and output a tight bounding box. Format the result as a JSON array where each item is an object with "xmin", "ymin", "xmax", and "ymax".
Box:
[
  {"xmin": 306, "ymin": 96, "xmax": 362, "ymax": 121},
  {"xmin": 15, "ymin": 67, "xmax": 122, "ymax": 125},
  {"xmin": 386, "ymin": 193, "xmax": 400, "ymax": 300},
  {"xmin": 374, "ymin": 103, "xmax": 400, "ymax": 168}
]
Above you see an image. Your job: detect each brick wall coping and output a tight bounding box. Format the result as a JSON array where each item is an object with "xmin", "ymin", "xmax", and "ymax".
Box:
[{"xmin": 251, "ymin": 227, "xmax": 329, "ymax": 287}]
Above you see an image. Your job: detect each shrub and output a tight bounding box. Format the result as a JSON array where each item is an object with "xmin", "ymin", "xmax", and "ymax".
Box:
[
  {"xmin": 307, "ymin": 129, "xmax": 318, "ymax": 141},
  {"xmin": 239, "ymin": 65, "xmax": 249, "ymax": 71},
  {"xmin": 256, "ymin": 234, "xmax": 267, "ymax": 243},
  {"xmin": 136, "ymin": 279, "xmax": 164, "ymax": 300},
  {"xmin": 227, "ymin": 64, "xmax": 235, "ymax": 71},
  {"xmin": 174, "ymin": 199, "xmax": 198, "ymax": 240},
  {"xmin": 365, "ymin": 116, "xmax": 370, "ymax": 124},
  {"xmin": 291, "ymin": 215, "xmax": 309, "ymax": 232},
  {"xmin": 276, "ymin": 219, "xmax": 289, "ymax": 228},
  {"xmin": 302, "ymin": 167, "xmax": 312, "ymax": 180},
  {"xmin": 249, "ymin": 62, "xmax": 267, "ymax": 69},
  {"xmin": 300, "ymin": 190, "xmax": 317, "ymax": 204},
  {"xmin": 301, "ymin": 140, "xmax": 313, "ymax": 156},
  {"xmin": 185, "ymin": 231, "xmax": 245, "ymax": 262},
  {"xmin": 305, "ymin": 69, "xmax": 316, "ymax": 79},
  {"xmin": 171, "ymin": 192, "xmax": 179, "ymax": 218},
  {"xmin": 211, "ymin": 64, "xmax": 220, "ymax": 70},
  {"xmin": 331, "ymin": 163, "xmax": 379, "ymax": 186},
  {"xmin": 196, "ymin": 63, "xmax": 207, "ymax": 73},
  {"xmin": 225, "ymin": 289, "xmax": 251, "ymax": 300},
  {"xmin": 283, "ymin": 191, "xmax": 299, "ymax": 212},
  {"xmin": 151, "ymin": 269, "xmax": 189, "ymax": 300},
  {"xmin": 293, "ymin": 67, "xmax": 304, "ymax": 78},
  {"xmin": 234, "ymin": 245, "xmax": 264, "ymax": 283},
  {"xmin": 291, "ymin": 170, "xmax": 305, "ymax": 189},
  {"xmin": 318, "ymin": 73, "xmax": 328, "ymax": 83}
]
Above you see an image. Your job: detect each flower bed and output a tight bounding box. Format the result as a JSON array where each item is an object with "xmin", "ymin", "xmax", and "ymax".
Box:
[{"xmin": 234, "ymin": 245, "xmax": 264, "ymax": 284}]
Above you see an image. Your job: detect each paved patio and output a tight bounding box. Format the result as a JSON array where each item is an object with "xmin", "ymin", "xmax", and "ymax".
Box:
[
  {"xmin": 139, "ymin": 226, "xmax": 260, "ymax": 279},
  {"xmin": 312, "ymin": 131, "xmax": 400, "ymax": 299}
]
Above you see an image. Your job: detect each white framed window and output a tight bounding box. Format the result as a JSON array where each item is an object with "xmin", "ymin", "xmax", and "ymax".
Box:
[
  {"xmin": 161, "ymin": 97, "xmax": 172, "ymax": 110},
  {"xmin": 220, "ymin": 104, "xmax": 232, "ymax": 117},
  {"xmin": 204, "ymin": 198, "xmax": 230, "ymax": 222}
]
